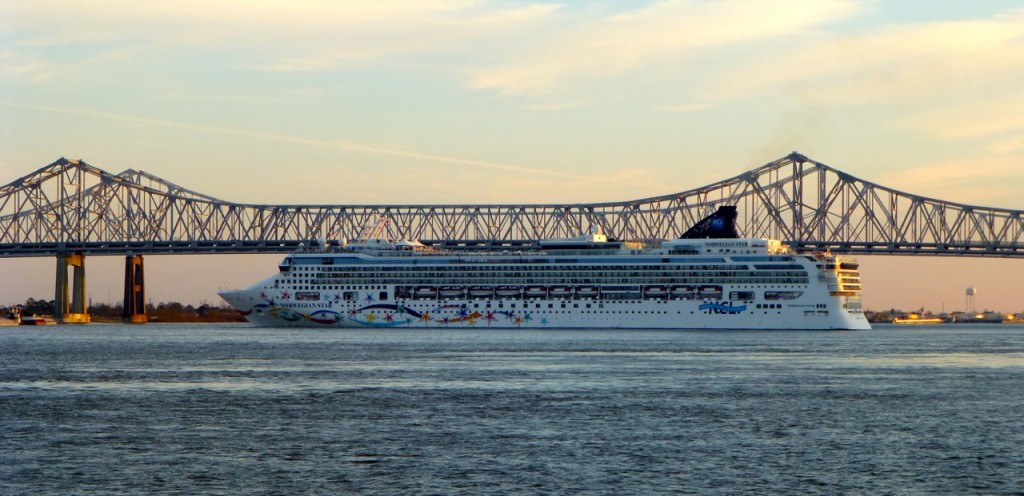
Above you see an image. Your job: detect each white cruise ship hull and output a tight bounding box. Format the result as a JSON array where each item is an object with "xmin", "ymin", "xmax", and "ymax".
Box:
[
  {"xmin": 219, "ymin": 247, "xmax": 870, "ymax": 330},
  {"xmin": 220, "ymin": 288, "xmax": 869, "ymax": 330}
]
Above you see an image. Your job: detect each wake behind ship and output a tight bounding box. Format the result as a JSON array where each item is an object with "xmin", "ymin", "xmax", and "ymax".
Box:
[{"xmin": 219, "ymin": 207, "xmax": 870, "ymax": 330}]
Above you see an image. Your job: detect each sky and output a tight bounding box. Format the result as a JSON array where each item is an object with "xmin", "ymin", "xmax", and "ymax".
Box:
[{"xmin": 2, "ymin": 0, "xmax": 1024, "ymax": 313}]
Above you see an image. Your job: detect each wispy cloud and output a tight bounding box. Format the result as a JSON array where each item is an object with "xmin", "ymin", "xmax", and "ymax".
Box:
[
  {"xmin": 899, "ymin": 92, "xmax": 1024, "ymax": 140},
  {"xmin": 705, "ymin": 9, "xmax": 1024, "ymax": 106},
  {"xmin": 521, "ymin": 101, "xmax": 592, "ymax": 111},
  {"xmin": 987, "ymin": 135, "xmax": 1024, "ymax": 155},
  {"xmin": 877, "ymin": 156, "xmax": 1024, "ymax": 208},
  {"xmin": 658, "ymin": 103, "xmax": 712, "ymax": 113},
  {"xmin": 466, "ymin": 0, "xmax": 861, "ymax": 95},
  {"xmin": 2, "ymin": 1, "xmax": 559, "ymax": 74},
  {"xmin": 154, "ymin": 90, "xmax": 297, "ymax": 106},
  {"xmin": 0, "ymin": 50, "xmax": 58, "ymax": 82},
  {"xmin": 0, "ymin": 101, "xmax": 574, "ymax": 178}
]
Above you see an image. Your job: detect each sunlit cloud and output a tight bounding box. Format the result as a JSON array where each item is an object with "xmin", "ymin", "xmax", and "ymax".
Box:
[
  {"xmin": 466, "ymin": 0, "xmax": 861, "ymax": 95},
  {"xmin": 2, "ymin": 0, "xmax": 559, "ymax": 72},
  {"xmin": 0, "ymin": 50, "xmax": 57, "ymax": 82},
  {"xmin": 898, "ymin": 92, "xmax": 1024, "ymax": 140},
  {"xmin": 876, "ymin": 156, "xmax": 1024, "ymax": 208},
  {"xmin": 252, "ymin": 58, "xmax": 336, "ymax": 73},
  {"xmin": 154, "ymin": 90, "xmax": 297, "ymax": 106},
  {"xmin": 658, "ymin": 103, "xmax": 712, "ymax": 113},
  {"xmin": 0, "ymin": 101, "xmax": 575, "ymax": 179},
  {"xmin": 706, "ymin": 9, "xmax": 1024, "ymax": 106},
  {"xmin": 521, "ymin": 101, "xmax": 592, "ymax": 111},
  {"xmin": 986, "ymin": 135, "xmax": 1024, "ymax": 155}
]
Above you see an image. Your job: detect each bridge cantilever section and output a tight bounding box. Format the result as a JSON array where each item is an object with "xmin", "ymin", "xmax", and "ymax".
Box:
[{"xmin": 2, "ymin": 153, "xmax": 1024, "ymax": 257}]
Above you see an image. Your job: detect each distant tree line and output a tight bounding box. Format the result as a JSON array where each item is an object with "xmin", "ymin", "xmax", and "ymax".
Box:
[
  {"xmin": 15, "ymin": 298, "xmax": 55, "ymax": 317},
  {"xmin": 4, "ymin": 298, "xmax": 244, "ymax": 323}
]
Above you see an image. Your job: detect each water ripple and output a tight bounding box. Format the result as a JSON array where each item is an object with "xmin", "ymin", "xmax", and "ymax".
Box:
[{"xmin": 2, "ymin": 324, "xmax": 1023, "ymax": 494}]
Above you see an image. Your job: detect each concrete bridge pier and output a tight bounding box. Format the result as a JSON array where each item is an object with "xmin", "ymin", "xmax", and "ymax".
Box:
[
  {"xmin": 55, "ymin": 252, "xmax": 91, "ymax": 323},
  {"xmin": 123, "ymin": 255, "xmax": 147, "ymax": 323}
]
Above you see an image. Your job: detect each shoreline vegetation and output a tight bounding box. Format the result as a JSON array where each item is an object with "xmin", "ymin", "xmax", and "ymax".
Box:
[
  {"xmin": 866, "ymin": 309, "xmax": 1022, "ymax": 325},
  {"xmin": 3, "ymin": 299, "xmax": 245, "ymax": 324}
]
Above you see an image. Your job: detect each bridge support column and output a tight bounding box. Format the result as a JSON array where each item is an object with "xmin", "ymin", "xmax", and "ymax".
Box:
[
  {"xmin": 55, "ymin": 252, "xmax": 91, "ymax": 324},
  {"xmin": 123, "ymin": 255, "xmax": 147, "ymax": 323}
]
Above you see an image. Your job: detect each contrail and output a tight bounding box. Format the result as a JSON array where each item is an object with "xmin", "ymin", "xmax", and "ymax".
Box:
[{"xmin": 0, "ymin": 101, "xmax": 575, "ymax": 178}]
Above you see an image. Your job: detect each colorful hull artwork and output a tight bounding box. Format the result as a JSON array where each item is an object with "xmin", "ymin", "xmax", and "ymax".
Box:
[{"xmin": 239, "ymin": 302, "xmax": 538, "ymax": 327}]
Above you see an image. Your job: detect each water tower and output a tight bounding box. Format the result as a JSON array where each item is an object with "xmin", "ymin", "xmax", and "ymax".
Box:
[{"xmin": 965, "ymin": 286, "xmax": 976, "ymax": 314}]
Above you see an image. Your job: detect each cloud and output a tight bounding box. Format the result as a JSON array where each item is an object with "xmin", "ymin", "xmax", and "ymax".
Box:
[
  {"xmin": 705, "ymin": 8, "xmax": 1024, "ymax": 106},
  {"xmin": 466, "ymin": 0, "xmax": 861, "ymax": 95},
  {"xmin": 987, "ymin": 135, "xmax": 1024, "ymax": 155},
  {"xmin": 0, "ymin": 101, "xmax": 574, "ymax": 178},
  {"xmin": 658, "ymin": 103, "xmax": 712, "ymax": 113},
  {"xmin": 875, "ymin": 156, "xmax": 1024, "ymax": 208},
  {"xmin": 0, "ymin": 50, "xmax": 58, "ymax": 82},
  {"xmin": 2, "ymin": 1, "xmax": 560, "ymax": 72},
  {"xmin": 521, "ymin": 101, "xmax": 592, "ymax": 111},
  {"xmin": 898, "ymin": 92, "xmax": 1024, "ymax": 140}
]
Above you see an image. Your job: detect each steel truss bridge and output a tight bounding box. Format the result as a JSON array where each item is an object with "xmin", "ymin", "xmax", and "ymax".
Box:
[
  {"xmin": 3, "ymin": 152, "xmax": 1023, "ymax": 257},
  {"xmin": 2, "ymin": 152, "xmax": 1022, "ymax": 322}
]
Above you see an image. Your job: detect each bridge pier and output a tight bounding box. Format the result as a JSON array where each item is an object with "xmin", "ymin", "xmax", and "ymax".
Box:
[
  {"xmin": 55, "ymin": 252, "xmax": 91, "ymax": 324},
  {"xmin": 123, "ymin": 255, "xmax": 147, "ymax": 323}
]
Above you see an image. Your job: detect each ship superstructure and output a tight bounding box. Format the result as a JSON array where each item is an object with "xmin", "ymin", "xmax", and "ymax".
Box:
[{"xmin": 219, "ymin": 207, "xmax": 870, "ymax": 330}]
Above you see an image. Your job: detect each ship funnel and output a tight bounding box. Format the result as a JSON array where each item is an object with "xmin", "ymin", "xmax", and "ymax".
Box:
[{"xmin": 679, "ymin": 206, "xmax": 739, "ymax": 239}]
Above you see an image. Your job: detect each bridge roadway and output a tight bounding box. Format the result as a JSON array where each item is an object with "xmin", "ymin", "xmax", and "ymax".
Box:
[
  {"xmin": 3, "ymin": 239, "xmax": 1022, "ymax": 258},
  {"xmin": 2, "ymin": 152, "xmax": 1022, "ymax": 322}
]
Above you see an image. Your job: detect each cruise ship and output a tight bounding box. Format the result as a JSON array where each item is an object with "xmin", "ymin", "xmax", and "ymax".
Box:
[{"xmin": 219, "ymin": 207, "xmax": 870, "ymax": 330}]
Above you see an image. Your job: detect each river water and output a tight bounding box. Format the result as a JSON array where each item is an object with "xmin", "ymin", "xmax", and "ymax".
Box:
[{"xmin": 2, "ymin": 323, "xmax": 1023, "ymax": 495}]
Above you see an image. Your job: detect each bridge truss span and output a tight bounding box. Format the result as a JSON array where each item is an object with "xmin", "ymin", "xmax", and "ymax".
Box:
[{"xmin": 2, "ymin": 153, "xmax": 1023, "ymax": 257}]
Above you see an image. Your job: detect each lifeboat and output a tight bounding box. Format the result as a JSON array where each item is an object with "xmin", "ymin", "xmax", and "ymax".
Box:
[
  {"xmin": 576, "ymin": 286, "xmax": 599, "ymax": 298},
  {"xmin": 495, "ymin": 286, "xmax": 522, "ymax": 298},
  {"xmin": 524, "ymin": 286, "xmax": 548, "ymax": 298},
  {"xmin": 549, "ymin": 286, "xmax": 573, "ymax": 298},
  {"xmin": 643, "ymin": 286, "xmax": 667, "ymax": 298},
  {"xmin": 670, "ymin": 286, "xmax": 695, "ymax": 298},
  {"xmin": 469, "ymin": 286, "xmax": 494, "ymax": 298},
  {"xmin": 414, "ymin": 286, "xmax": 438, "ymax": 299},
  {"xmin": 699, "ymin": 285, "xmax": 723, "ymax": 298},
  {"xmin": 439, "ymin": 286, "xmax": 464, "ymax": 298}
]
